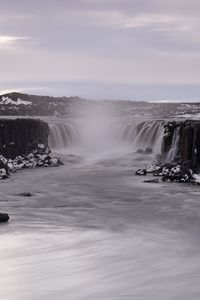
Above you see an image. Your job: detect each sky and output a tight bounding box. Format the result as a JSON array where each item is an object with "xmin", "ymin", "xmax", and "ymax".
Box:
[{"xmin": 0, "ymin": 0, "xmax": 200, "ymax": 101}]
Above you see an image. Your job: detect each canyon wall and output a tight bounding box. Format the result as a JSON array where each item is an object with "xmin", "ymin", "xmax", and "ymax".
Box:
[
  {"xmin": 162, "ymin": 120, "xmax": 200, "ymax": 171},
  {"xmin": 0, "ymin": 118, "xmax": 49, "ymax": 159}
]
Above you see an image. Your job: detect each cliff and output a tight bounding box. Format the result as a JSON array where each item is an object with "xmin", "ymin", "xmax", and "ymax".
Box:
[
  {"xmin": 0, "ymin": 119, "xmax": 49, "ymax": 159},
  {"xmin": 0, "ymin": 118, "xmax": 62, "ymax": 179},
  {"xmin": 162, "ymin": 120, "xmax": 200, "ymax": 172},
  {"xmin": 135, "ymin": 119, "xmax": 200, "ymax": 184}
]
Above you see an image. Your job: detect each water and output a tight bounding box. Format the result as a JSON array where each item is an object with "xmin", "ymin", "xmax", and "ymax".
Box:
[{"xmin": 1, "ymin": 114, "xmax": 200, "ymax": 300}]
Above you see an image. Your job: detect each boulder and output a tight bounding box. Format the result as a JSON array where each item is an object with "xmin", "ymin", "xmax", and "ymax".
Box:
[
  {"xmin": 137, "ymin": 149, "xmax": 144, "ymax": 154},
  {"xmin": 0, "ymin": 213, "xmax": 9, "ymax": 223},
  {"xmin": 18, "ymin": 192, "xmax": 33, "ymax": 197},
  {"xmin": 144, "ymin": 147, "xmax": 153, "ymax": 154},
  {"xmin": 144, "ymin": 179, "xmax": 159, "ymax": 183},
  {"xmin": 135, "ymin": 169, "xmax": 147, "ymax": 176},
  {"xmin": 137, "ymin": 148, "xmax": 153, "ymax": 155}
]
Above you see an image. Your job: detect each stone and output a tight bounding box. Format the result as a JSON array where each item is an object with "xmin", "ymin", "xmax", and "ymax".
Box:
[
  {"xmin": 137, "ymin": 149, "xmax": 144, "ymax": 154},
  {"xmin": 135, "ymin": 169, "xmax": 147, "ymax": 176},
  {"xmin": 137, "ymin": 148, "xmax": 153, "ymax": 155},
  {"xmin": 0, "ymin": 213, "xmax": 9, "ymax": 223},
  {"xmin": 144, "ymin": 179, "xmax": 159, "ymax": 183},
  {"xmin": 18, "ymin": 192, "xmax": 33, "ymax": 197},
  {"xmin": 144, "ymin": 147, "xmax": 153, "ymax": 154}
]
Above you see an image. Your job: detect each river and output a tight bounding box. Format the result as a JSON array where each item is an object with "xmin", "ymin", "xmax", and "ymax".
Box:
[{"xmin": 1, "ymin": 113, "xmax": 200, "ymax": 300}]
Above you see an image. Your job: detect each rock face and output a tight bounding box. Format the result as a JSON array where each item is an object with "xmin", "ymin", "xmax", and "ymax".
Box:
[
  {"xmin": 135, "ymin": 120, "xmax": 200, "ymax": 184},
  {"xmin": 0, "ymin": 118, "xmax": 62, "ymax": 180},
  {"xmin": 161, "ymin": 120, "xmax": 200, "ymax": 172},
  {"xmin": 0, "ymin": 119, "xmax": 49, "ymax": 159}
]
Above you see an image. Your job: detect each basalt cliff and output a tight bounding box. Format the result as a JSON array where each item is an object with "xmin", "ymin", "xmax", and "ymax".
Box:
[
  {"xmin": 136, "ymin": 120, "xmax": 200, "ymax": 183},
  {"xmin": 161, "ymin": 120, "xmax": 200, "ymax": 172},
  {"xmin": 0, "ymin": 118, "xmax": 62, "ymax": 179}
]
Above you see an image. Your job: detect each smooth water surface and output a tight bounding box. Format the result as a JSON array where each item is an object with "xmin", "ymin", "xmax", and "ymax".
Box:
[{"xmin": 1, "ymin": 115, "xmax": 200, "ymax": 300}]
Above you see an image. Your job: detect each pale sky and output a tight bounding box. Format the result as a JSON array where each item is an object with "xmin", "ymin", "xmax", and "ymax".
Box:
[{"xmin": 0, "ymin": 0, "xmax": 200, "ymax": 100}]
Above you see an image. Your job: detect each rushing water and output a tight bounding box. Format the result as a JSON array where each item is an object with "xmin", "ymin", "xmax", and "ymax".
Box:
[{"xmin": 1, "ymin": 114, "xmax": 200, "ymax": 300}]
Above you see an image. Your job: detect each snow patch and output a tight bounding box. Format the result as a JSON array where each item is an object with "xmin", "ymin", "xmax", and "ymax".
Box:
[
  {"xmin": 193, "ymin": 174, "xmax": 200, "ymax": 183},
  {"xmin": 0, "ymin": 96, "xmax": 31, "ymax": 106}
]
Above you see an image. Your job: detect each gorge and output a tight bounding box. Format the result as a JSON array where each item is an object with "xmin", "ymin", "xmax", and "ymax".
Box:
[{"xmin": 1, "ymin": 93, "xmax": 200, "ymax": 300}]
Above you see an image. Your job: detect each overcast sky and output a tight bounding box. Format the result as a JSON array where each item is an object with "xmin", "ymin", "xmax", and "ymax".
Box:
[{"xmin": 0, "ymin": 0, "xmax": 200, "ymax": 100}]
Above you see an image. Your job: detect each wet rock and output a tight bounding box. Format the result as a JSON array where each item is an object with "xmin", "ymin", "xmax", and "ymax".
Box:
[
  {"xmin": 0, "ymin": 119, "xmax": 49, "ymax": 159},
  {"xmin": 135, "ymin": 169, "xmax": 147, "ymax": 176},
  {"xmin": 0, "ymin": 150, "xmax": 63, "ymax": 181},
  {"xmin": 137, "ymin": 147, "xmax": 153, "ymax": 155},
  {"xmin": 137, "ymin": 149, "xmax": 144, "ymax": 154},
  {"xmin": 144, "ymin": 147, "xmax": 153, "ymax": 154},
  {"xmin": 0, "ymin": 157, "xmax": 10, "ymax": 179},
  {"xmin": 146, "ymin": 164, "xmax": 161, "ymax": 174},
  {"xmin": 144, "ymin": 179, "xmax": 159, "ymax": 183},
  {"xmin": 0, "ymin": 213, "xmax": 9, "ymax": 223},
  {"xmin": 162, "ymin": 168, "xmax": 193, "ymax": 183},
  {"xmin": 154, "ymin": 164, "xmax": 194, "ymax": 183},
  {"xmin": 161, "ymin": 120, "xmax": 200, "ymax": 173},
  {"xmin": 135, "ymin": 120, "xmax": 200, "ymax": 185},
  {"xmin": 18, "ymin": 192, "xmax": 33, "ymax": 197},
  {"xmin": 0, "ymin": 118, "xmax": 64, "ymax": 181}
]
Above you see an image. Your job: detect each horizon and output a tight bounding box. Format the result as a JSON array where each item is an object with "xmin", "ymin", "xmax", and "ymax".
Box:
[
  {"xmin": 0, "ymin": 0, "xmax": 200, "ymax": 100},
  {"xmin": 0, "ymin": 82, "xmax": 200, "ymax": 102}
]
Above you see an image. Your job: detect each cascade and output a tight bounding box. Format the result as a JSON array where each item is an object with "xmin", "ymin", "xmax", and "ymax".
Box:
[
  {"xmin": 48, "ymin": 123, "xmax": 78, "ymax": 149},
  {"xmin": 162, "ymin": 127, "xmax": 180, "ymax": 162},
  {"xmin": 121, "ymin": 121, "xmax": 165, "ymax": 154}
]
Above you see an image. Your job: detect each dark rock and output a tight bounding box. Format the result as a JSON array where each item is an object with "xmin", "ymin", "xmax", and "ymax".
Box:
[
  {"xmin": 18, "ymin": 192, "xmax": 33, "ymax": 197},
  {"xmin": 161, "ymin": 120, "xmax": 200, "ymax": 173},
  {"xmin": 0, "ymin": 213, "xmax": 9, "ymax": 223},
  {"xmin": 144, "ymin": 179, "xmax": 159, "ymax": 183},
  {"xmin": 137, "ymin": 149, "xmax": 144, "ymax": 154},
  {"xmin": 144, "ymin": 147, "xmax": 153, "ymax": 154},
  {"xmin": 0, "ymin": 119, "xmax": 49, "ymax": 159},
  {"xmin": 0, "ymin": 159, "xmax": 9, "ymax": 175},
  {"xmin": 0, "ymin": 118, "xmax": 63, "ymax": 181},
  {"xmin": 1, "ymin": 174, "xmax": 9, "ymax": 180},
  {"xmin": 137, "ymin": 147, "xmax": 153, "ymax": 155},
  {"xmin": 160, "ymin": 165, "xmax": 193, "ymax": 183},
  {"xmin": 135, "ymin": 169, "xmax": 147, "ymax": 176}
]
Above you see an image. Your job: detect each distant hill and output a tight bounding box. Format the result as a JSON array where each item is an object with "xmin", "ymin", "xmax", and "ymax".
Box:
[
  {"xmin": 0, "ymin": 92, "xmax": 150, "ymax": 117},
  {"xmin": 0, "ymin": 92, "xmax": 85, "ymax": 116},
  {"xmin": 0, "ymin": 91, "xmax": 200, "ymax": 118}
]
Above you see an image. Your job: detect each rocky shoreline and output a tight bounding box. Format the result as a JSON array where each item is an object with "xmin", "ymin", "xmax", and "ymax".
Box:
[
  {"xmin": 0, "ymin": 118, "xmax": 63, "ymax": 180},
  {"xmin": 135, "ymin": 120, "xmax": 200, "ymax": 185},
  {"xmin": 0, "ymin": 147, "xmax": 63, "ymax": 180}
]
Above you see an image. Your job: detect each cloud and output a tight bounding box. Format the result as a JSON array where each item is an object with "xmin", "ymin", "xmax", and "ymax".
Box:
[
  {"xmin": 0, "ymin": 35, "xmax": 30, "ymax": 46},
  {"xmin": 0, "ymin": 0, "xmax": 199, "ymax": 96}
]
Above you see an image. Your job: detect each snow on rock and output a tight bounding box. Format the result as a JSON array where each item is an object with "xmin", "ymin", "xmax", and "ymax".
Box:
[
  {"xmin": 193, "ymin": 174, "xmax": 200, "ymax": 184},
  {"xmin": 0, "ymin": 96, "xmax": 31, "ymax": 106},
  {"xmin": 0, "ymin": 148, "xmax": 63, "ymax": 180},
  {"xmin": 38, "ymin": 143, "xmax": 45, "ymax": 149}
]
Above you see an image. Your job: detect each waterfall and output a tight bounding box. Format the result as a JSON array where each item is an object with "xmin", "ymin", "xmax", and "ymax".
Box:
[
  {"xmin": 163, "ymin": 127, "xmax": 180, "ymax": 162},
  {"xmin": 48, "ymin": 123, "xmax": 78, "ymax": 149},
  {"xmin": 48, "ymin": 119, "xmax": 166, "ymax": 157},
  {"xmin": 120, "ymin": 121, "xmax": 165, "ymax": 154}
]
